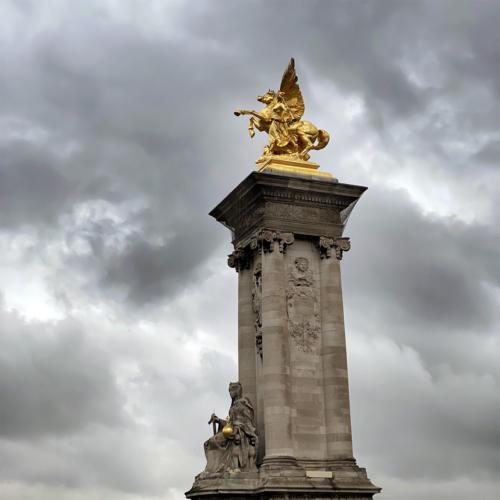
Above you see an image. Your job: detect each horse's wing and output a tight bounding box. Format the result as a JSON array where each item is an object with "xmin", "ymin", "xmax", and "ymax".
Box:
[{"xmin": 279, "ymin": 58, "xmax": 305, "ymax": 122}]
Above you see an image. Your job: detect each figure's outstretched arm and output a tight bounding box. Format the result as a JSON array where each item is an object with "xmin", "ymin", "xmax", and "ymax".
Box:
[{"xmin": 208, "ymin": 413, "xmax": 227, "ymax": 434}]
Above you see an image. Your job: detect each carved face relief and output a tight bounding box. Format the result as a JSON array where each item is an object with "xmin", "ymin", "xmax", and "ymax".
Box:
[
  {"xmin": 286, "ymin": 257, "xmax": 320, "ymax": 352},
  {"xmin": 295, "ymin": 257, "xmax": 309, "ymax": 273}
]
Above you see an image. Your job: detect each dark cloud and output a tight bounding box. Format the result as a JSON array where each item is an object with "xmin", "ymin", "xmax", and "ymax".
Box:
[
  {"xmin": 0, "ymin": 1, "xmax": 498, "ymax": 499},
  {"xmin": 0, "ymin": 141, "xmax": 71, "ymax": 227},
  {"xmin": 100, "ymin": 228, "xmax": 213, "ymax": 306},
  {"xmin": 341, "ymin": 186, "xmax": 500, "ymax": 380},
  {"xmin": 344, "ymin": 187, "xmax": 499, "ymax": 330},
  {"xmin": 0, "ymin": 309, "xmax": 125, "ymax": 439}
]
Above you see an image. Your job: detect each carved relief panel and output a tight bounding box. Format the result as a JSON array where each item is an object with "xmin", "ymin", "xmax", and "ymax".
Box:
[
  {"xmin": 286, "ymin": 257, "xmax": 320, "ymax": 352},
  {"xmin": 251, "ymin": 262, "xmax": 263, "ymax": 359}
]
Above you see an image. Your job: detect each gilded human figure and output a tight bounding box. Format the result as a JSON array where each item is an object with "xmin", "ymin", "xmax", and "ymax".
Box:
[
  {"xmin": 234, "ymin": 58, "xmax": 330, "ymax": 162},
  {"xmin": 201, "ymin": 382, "xmax": 258, "ymax": 475}
]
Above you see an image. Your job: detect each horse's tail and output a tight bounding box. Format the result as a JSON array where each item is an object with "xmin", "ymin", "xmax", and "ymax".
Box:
[{"xmin": 313, "ymin": 129, "xmax": 330, "ymax": 150}]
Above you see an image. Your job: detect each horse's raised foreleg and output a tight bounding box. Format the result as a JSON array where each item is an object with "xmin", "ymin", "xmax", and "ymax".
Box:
[
  {"xmin": 248, "ymin": 116, "xmax": 267, "ymax": 138},
  {"xmin": 234, "ymin": 110, "xmax": 264, "ymax": 119},
  {"xmin": 248, "ymin": 117, "xmax": 256, "ymax": 138}
]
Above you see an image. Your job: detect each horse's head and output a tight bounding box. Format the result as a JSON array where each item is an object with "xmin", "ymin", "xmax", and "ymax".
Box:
[{"xmin": 257, "ymin": 90, "xmax": 276, "ymax": 104}]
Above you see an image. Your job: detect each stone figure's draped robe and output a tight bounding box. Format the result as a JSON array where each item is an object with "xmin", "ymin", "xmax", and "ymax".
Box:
[{"xmin": 203, "ymin": 397, "xmax": 258, "ymax": 474}]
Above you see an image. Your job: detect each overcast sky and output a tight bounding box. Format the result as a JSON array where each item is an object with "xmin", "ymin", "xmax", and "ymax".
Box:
[{"xmin": 0, "ymin": 1, "xmax": 499, "ymax": 499}]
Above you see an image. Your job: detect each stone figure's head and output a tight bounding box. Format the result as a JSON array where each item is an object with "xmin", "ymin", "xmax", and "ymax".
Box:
[
  {"xmin": 295, "ymin": 257, "xmax": 309, "ymax": 273},
  {"xmin": 229, "ymin": 382, "xmax": 243, "ymax": 400}
]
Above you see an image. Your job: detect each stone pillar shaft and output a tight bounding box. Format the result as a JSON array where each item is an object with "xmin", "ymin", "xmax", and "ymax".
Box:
[
  {"xmin": 261, "ymin": 240, "xmax": 293, "ymax": 458},
  {"xmin": 238, "ymin": 267, "xmax": 256, "ymax": 412},
  {"xmin": 320, "ymin": 257, "xmax": 353, "ymax": 459}
]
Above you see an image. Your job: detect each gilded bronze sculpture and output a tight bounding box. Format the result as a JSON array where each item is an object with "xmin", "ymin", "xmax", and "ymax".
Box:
[{"xmin": 234, "ymin": 58, "xmax": 330, "ymax": 163}]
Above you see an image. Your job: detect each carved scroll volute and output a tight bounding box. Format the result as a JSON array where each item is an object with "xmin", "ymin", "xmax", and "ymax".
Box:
[
  {"xmin": 334, "ymin": 237, "xmax": 351, "ymax": 259},
  {"xmin": 318, "ymin": 236, "xmax": 351, "ymax": 260},
  {"xmin": 277, "ymin": 232, "xmax": 294, "ymax": 253},
  {"xmin": 228, "ymin": 247, "xmax": 251, "ymax": 272},
  {"xmin": 228, "ymin": 230, "xmax": 295, "ymax": 272},
  {"xmin": 260, "ymin": 230, "xmax": 277, "ymax": 253}
]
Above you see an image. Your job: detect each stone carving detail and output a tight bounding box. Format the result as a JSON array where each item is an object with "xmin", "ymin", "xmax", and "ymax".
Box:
[
  {"xmin": 261, "ymin": 188, "xmax": 349, "ymax": 209},
  {"xmin": 228, "ymin": 229, "xmax": 295, "ymax": 272},
  {"xmin": 228, "ymin": 246, "xmax": 251, "ymax": 272},
  {"xmin": 249, "ymin": 229, "xmax": 294, "ymax": 254},
  {"xmin": 200, "ymin": 382, "xmax": 258, "ymax": 476},
  {"xmin": 286, "ymin": 257, "xmax": 320, "ymax": 352},
  {"xmin": 318, "ymin": 236, "xmax": 351, "ymax": 260},
  {"xmin": 251, "ymin": 263, "xmax": 263, "ymax": 359}
]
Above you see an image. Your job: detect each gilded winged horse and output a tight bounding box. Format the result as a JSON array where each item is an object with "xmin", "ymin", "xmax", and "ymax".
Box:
[{"xmin": 234, "ymin": 58, "xmax": 330, "ymax": 162}]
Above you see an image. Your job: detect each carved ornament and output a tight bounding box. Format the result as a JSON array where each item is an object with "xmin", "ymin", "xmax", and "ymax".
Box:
[
  {"xmin": 318, "ymin": 236, "xmax": 351, "ymax": 260},
  {"xmin": 228, "ymin": 229, "xmax": 295, "ymax": 272},
  {"xmin": 251, "ymin": 263, "xmax": 263, "ymax": 359},
  {"xmin": 286, "ymin": 257, "xmax": 320, "ymax": 352}
]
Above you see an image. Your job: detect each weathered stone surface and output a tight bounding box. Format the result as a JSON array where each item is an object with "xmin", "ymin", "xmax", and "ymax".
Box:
[{"xmin": 186, "ymin": 171, "xmax": 380, "ymax": 500}]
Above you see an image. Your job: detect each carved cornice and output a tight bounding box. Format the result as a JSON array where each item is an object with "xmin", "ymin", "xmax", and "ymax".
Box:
[
  {"xmin": 318, "ymin": 236, "xmax": 351, "ymax": 260},
  {"xmin": 228, "ymin": 229, "xmax": 295, "ymax": 272},
  {"xmin": 209, "ymin": 173, "xmax": 367, "ymax": 242}
]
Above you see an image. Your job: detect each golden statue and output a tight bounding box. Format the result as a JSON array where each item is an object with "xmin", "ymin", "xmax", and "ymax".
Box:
[{"xmin": 234, "ymin": 58, "xmax": 330, "ymax": 166}]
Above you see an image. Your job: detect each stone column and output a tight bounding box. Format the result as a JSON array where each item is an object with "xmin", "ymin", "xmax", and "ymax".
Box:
[
  {"xmin": 319, "ymin": 239, "xmax": 354, "ymax": 460},
  {"xmin": 238, "ymin": 266, "xmax": 257, "ymax": 413},
  {"xmin": 261, "ymin": 238, "xmax": 294, "ymax": 459}
]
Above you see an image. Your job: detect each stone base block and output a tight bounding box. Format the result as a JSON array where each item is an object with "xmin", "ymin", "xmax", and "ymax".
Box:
[
  {"xmin": 188, "ymin": 495, "xmax": 375, "ymax": 500},
  {"xmin": 186, "ymin": 459, "xmax": 380, "ymax": 500}
]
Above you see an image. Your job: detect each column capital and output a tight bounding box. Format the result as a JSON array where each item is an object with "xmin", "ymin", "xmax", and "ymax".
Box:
[
  {"xmin": 228, "ymin": 229, "xmax": 295, "ymax": 272},
  {"xmin": 318, "ymin": 236, "xmax": 351, "ymax": 260}
]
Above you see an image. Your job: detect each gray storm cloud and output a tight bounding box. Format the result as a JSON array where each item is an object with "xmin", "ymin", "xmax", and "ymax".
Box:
[{"xmin": 0, "ymin": 1, "xmax": 498, "ymax": 499}]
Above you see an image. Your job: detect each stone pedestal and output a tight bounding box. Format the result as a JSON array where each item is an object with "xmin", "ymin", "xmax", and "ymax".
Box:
[{"xmin": 186, "ymin": 169, "xmax": 380, "ymax": 499}]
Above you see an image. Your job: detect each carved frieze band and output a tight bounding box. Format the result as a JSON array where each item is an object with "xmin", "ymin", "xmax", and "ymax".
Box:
[
  {"xmin": 318, "ymin": 236, "xmax": 351, "ymax": 260},
  {"xmin": 227, "ymin": 229, "xmax": 295, "ymax": 272},
  {"xmin": 261, "ymin": 188, "xmax": 352, "ymax": 210}
]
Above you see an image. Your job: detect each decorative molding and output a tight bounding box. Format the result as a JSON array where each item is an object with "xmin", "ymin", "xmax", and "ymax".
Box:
[
  {"xmin": 318, "ymin": 236, "xmax": 351, "ymax": 260},
  {"xmin": 249, "ymin": 229, "xmax": 294, "ymax": 254},
  {"xmin": 261, "ymin": 188, "xmax": 350, "ymax": 210},
  {"xmin": 228, "ymin": 229, "xmax": 295, "ymax": 272},
  {"xmin": 227, "ymin": 247, "xmax": 251, "ymax": 272}
]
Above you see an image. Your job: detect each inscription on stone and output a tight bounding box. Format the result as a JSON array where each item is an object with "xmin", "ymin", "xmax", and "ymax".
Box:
[{"xmin": 286, "ymin": 257, "xmax": 320, "ymax": 352}]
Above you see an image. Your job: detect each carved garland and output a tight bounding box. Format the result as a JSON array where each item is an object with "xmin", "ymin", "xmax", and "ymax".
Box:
[{"xmin": 286, "ymin": 256, "xmax": 320, "ymax": 353}]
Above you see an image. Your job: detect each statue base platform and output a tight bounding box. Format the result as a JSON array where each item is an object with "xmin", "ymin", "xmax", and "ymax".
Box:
[
  {"xmin": 256, "ymin": 157, "xmax": 336, "ymax": 180},
  {"xmin": 186, "ymin": 458, "xmax": 380, "ymax": 500}
]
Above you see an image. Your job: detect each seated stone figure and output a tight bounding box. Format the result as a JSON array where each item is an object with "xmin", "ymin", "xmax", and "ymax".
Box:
[{"xmin": 201, "ymin": 382, "xmax": 258, "ymax": 475}]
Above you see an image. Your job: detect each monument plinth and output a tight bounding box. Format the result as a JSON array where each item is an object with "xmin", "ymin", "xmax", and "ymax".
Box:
[{"xmin": 186, "ymin": 59, "xmax": 380, "ymax": 500}]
